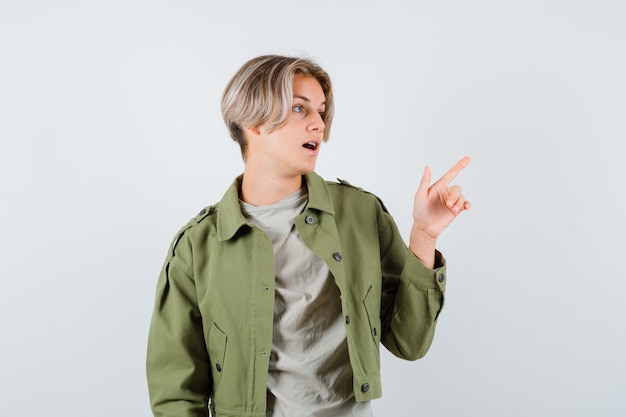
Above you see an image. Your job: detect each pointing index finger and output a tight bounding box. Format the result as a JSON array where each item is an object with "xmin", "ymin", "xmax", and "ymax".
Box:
[{"xmin": 440, "ymin": 156, "xmax": 471, "ymax": 185}]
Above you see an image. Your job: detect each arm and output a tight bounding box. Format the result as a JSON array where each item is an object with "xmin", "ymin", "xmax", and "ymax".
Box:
[
  {"xmin": 146, "ymin": 242, "xmax": 211, "ymax": 417},
  {"xmin": 380, "ymin": 157, "xmax": 470, "ymax": 359},
  {"xmin": 379, "ymin": 211, "xmax": 447, "ymax": 361}
]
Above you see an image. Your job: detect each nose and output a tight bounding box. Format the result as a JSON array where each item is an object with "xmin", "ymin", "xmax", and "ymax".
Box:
[{"xmin": 307, "ymin": 112, "xmax": 325, "ymax": 132}]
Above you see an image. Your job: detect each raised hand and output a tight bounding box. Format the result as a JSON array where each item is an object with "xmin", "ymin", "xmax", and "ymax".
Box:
[{"xmin": 409, "ymin": 156, "xmax": 471, "ymax": 268}]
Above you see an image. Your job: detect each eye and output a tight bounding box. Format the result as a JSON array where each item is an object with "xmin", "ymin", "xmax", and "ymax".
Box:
[{"xmin": 293, "ymin": 105, "xmax": 304, "ymax": 113}]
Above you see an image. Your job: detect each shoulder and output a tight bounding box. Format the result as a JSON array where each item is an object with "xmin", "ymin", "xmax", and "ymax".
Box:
[
  {"xmin": 325, "ymin": 178, "xmax": 370, "ymax": 196},
  {"xmin": 167, "ymin": 203, "xmax": 220, "ymax": 257},
  {"xmin": 326, "ymin": 178, "xmax": 390, "ymax": 213}
]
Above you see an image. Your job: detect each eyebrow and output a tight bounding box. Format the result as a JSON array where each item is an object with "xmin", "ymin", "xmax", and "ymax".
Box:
[{"xmin": 293, "ymin": 95, "xmax": 326, "ymax": 106}]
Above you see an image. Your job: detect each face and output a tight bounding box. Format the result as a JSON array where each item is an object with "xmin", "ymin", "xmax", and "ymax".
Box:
[{"xmin": 248, "ymin": 75, "xmax": 327, "ymax": 180}]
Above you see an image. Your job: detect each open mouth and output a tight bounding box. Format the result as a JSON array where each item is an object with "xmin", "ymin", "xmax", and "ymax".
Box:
[{"xmin": 302, "ymin": 141, "xmax": 318, "ymax": 151}]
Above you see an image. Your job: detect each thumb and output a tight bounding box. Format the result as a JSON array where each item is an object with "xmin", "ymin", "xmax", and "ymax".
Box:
[{"xmin": 416, "ymin": 166, "xmax": 431, "ymax": 197}]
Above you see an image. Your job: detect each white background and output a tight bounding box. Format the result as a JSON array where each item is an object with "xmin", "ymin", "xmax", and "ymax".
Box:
[{"xmin": 1, "ymin": 1, "xmax": 625, "ymax": 416}]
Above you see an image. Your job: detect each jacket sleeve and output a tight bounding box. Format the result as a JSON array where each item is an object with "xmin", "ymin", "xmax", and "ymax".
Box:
[
  {"xmin": 146, "ymin": 232, "xmax": 211, "ymax": 417},
  {"xmin": 378, "ymin": 207, "xmax": 447, "ymax": 361}
]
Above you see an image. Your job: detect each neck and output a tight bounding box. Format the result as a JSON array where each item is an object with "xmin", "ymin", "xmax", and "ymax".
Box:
[{"xmin": 240, "ymin": 169, "xmax": 304, "ymax": 206}]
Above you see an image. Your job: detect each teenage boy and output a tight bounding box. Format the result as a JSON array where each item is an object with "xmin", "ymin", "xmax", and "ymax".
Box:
[{"xmin": 147, "ymin": 55, "xmax": 471, "ymax": 417}]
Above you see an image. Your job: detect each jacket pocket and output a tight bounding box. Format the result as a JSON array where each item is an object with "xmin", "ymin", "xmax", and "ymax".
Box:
[
  {"xmin": 208, "ymin": 323, "xmax": 228, "ymax": 392},
  {"xmin": 362, "ymin": 285, "xmax": 381, "ymax": 350}
]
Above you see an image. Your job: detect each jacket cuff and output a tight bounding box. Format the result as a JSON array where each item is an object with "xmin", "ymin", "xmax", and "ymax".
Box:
[{"xmin": 403, "ymin": 249, "xmax": 446, "ymax": 292}]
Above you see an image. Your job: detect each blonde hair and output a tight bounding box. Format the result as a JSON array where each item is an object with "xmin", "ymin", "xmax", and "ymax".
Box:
[{"xmin": 221, "ymin": 55, "xmax": 334, "ymax": 158}]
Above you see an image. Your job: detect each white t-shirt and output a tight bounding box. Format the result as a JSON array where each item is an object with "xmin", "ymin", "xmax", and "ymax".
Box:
[{"xmin": 241, "ymin": 188, "xmax": 373, "ymax": 417}]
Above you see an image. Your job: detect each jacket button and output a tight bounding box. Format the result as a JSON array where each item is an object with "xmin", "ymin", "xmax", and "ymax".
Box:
[
  {"xmin": 372, "ymin": 327, "xmax": 377, "ymax": 336},
  {"xmin": 333, "ymin": 252, "xmax": 343, "ymax": 261},
  {"xmin": 361, "ymin": 383, "xmax": 370, "ymax": 393},
  {"xmin": 305, "ymin": 215, "xmax": 315, "ymax": 224},
  {"xmin": 345, "ymin": 315, "xmax": 350, "ymax": 324},
  {"xmin": 438, "ymin": 273, "xmax": 445, "ymax": 283},
  {"xmin": 198, "ymin": 208, "xmax": 207, "ymax": 216},
  {"xmin": 216, "ymin": 364, "xmax": 222, "ymax": 372}
]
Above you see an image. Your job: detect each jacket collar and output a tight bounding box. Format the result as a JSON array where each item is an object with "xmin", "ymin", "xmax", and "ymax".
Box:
[{"xmin": 217, "ymin": 172, "xmax": 335, "ymax": 241}]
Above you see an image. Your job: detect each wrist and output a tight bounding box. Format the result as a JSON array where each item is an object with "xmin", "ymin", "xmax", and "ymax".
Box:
[{"xmin": 409, "ymin": 224, "xmax": 437, "ymax": 269}]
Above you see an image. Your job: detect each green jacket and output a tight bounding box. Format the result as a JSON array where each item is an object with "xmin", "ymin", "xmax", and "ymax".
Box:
[{"xmin": 146, "ymin": 172, "xmax": 447, "ymax": 417}]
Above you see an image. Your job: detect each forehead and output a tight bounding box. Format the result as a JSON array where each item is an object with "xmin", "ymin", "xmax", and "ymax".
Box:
[{"xmin": 292, "ymin": 75, "xmax": 326, "ymax": 104}]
